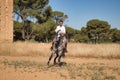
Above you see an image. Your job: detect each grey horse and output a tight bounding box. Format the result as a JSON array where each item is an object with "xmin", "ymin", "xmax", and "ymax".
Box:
[{"xmin": 47, "ymin": 34, "xmax": 66, "ymax": 66}]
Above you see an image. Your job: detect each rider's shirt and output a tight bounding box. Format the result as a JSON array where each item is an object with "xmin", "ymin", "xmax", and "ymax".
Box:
[{"xmin": 55, "ymin": 25, "xmax": 66, "ymax": 34}]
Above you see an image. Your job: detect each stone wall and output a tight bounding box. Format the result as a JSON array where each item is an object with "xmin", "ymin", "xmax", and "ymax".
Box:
[{"xmin": 0, "ymin": 0, "xmax": 13, "ymax": 43}]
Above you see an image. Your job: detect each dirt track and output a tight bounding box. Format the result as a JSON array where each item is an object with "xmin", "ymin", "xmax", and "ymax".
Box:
[{"xmin": 0, "ymin": 56, "xmax": 120, "ymax": 80}]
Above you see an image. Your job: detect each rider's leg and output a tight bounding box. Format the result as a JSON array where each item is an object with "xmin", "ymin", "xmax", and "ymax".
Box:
[{"xmin": 65, "ymin": 42, "xmax": 68, "ymax": 52}]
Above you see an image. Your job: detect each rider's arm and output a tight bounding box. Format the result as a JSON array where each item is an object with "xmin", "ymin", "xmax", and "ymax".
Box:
[
  {"xmin": 62, "ymin": 26, "xmax": 66, "ymax": 34},
  {"xmin": 55, "ymin": 26, "xmax": 60, "ymax": 33},
  {"xmin": 61, "ymin": 27, "xmax": 66, "ymax": 36}
]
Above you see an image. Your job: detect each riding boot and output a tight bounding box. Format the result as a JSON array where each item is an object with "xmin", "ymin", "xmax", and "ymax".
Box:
[{"xmin": 64, "ymin": 43, "xmax": 68, "ymax": 53}]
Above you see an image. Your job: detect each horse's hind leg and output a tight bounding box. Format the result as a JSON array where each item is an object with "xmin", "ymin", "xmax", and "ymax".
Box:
[
  {"xmin": 54, "ymin": 52, "xmax": 58, "ymax": 64},
  {"xmin": 47, "ymin": 51, "xmax": 54, "ymax": 66}
]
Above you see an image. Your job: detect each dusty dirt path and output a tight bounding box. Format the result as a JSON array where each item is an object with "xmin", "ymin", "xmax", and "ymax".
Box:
[{"xmin": 0, "ymin": 56, "xmax": 120, "ymax": 80}]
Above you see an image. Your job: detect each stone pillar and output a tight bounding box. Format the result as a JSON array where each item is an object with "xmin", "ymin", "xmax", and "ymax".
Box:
[{"xmin": 0, "ymin": 0, "xmax": 13, "ymax": 43}]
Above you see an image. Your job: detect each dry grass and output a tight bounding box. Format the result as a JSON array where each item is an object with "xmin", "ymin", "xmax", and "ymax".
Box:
[
  {"xmin": 0, "ymin": 42, "xmax": 120, "ymax": 80},
  {"xmin": 0, "ymin": 41, "xmax": 50, "ymax": 57},
  {"xmin": 1, "ymin": 57, "xmax": 120, "ymax": 80},
  {"xmin": 0, "ymin": 41, "xmax": 120, "ymax": 59},
  {"xmin": 68, "ymin": 43, "xmax": 120, "ymax": 59}
]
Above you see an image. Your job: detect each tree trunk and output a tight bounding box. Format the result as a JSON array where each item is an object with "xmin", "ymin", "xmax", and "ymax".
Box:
[{"xmin": 22, "ymin": 20, "xmax": 26, "ymax": 40}]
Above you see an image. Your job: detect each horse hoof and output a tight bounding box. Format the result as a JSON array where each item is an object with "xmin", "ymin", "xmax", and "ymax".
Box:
[
  {"xmin": 58, "ymin": 63, "xmax": 61, "ymax": 67},
  {"xmin": 47, "ymin": 62, "xmax": 49, "ymax": 66},
  {"xmin": 54, "ymin": 62, "xmax": 57, "ymax": 65}
]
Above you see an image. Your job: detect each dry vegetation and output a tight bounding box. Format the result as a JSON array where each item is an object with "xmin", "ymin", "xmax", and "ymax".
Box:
[
  {"xmin": 0, "ymin": 42, "xmax": 120, "ymax": 59},
  {"xmin": 0, "ymin": 56, "xmax": 120, "ymax": 80},
  {"xmin": 0, "ymin": 42, "xmax": 120, "ymax": 80},
  {"xmin": 68, "ymin": 43, "xmax": 120, "ymax": 59}
]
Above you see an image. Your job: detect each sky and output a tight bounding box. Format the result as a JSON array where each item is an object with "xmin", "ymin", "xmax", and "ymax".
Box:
[{"xmin": 49, "ymin": 0, "xmax": 120, "ymax": 29}]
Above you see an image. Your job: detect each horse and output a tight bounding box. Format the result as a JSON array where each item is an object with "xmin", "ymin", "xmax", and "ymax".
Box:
[{"xmin": 47, "ymin": 33, "xmax": 66, "ymax": 66}]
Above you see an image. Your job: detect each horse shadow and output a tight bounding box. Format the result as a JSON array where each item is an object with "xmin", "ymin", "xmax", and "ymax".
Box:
[
  {"xmin": 59, "ymin": 62, "xmax": 67, "ymax": 66},
  {"xmin": 47, "ymin": 62, "xmax": 67, "ymax": 68}
]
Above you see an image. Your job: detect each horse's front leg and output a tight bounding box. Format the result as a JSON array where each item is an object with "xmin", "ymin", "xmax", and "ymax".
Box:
[
  {"xmin": 54, "ymin": 51, "xmax": 58, "ymax": 65},
  {"xmin": 47, "ymin": 51, "xmax": 54, "ymax": 66}
]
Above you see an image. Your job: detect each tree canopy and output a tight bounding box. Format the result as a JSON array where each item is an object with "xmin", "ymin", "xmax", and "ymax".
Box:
[
  {"xmin": 14, "ymin": 0, "xmax": 51, "ymax": 40},
  {"xmin": 52, "ymin": 11, "xmax": 68, "ymax": 24},
  {"xmin": 14, "ymin": 0, "xmax": 120, "ymax": 43},
  {"xmin": 86, "ymin": 19, "xmax": 111, "ymax": 43}
]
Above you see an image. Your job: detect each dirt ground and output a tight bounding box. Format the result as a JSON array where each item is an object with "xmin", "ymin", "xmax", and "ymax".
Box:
[{"xmin": 0, "ymin": 56, "xmax": 120, "ymax": 80}]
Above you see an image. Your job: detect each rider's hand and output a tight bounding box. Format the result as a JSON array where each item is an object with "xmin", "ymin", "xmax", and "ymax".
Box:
[
  {"xmin": 57, "ymin": 30, "xmax": 61, "ymax": 33},
  {"xmin": 61, "ymin": 33, "xmax": 65, "ymax": 37}
]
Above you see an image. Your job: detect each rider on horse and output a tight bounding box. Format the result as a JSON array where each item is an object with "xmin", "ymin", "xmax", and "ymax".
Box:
[
  {"xmin": 51, "ymin": 20, "xmax": 68, "ymax": 53},
  {"xmin": 47, "ymin": 20, "xmax": 68, "ymax": 66}
]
